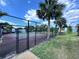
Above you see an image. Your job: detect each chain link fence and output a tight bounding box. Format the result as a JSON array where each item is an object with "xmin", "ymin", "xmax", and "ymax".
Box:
[{"xmin": 0, "ymin": 15, "xmax": 53, "ymax": 58}]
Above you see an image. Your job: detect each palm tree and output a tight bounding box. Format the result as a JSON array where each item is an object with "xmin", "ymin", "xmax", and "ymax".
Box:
[
  {"xmin": 54, "ymin": 17, "xmax": 67, "ymax": 33},
  {"xmin": 37, "ymin": 0, "xmax": 65, "ymax": 39},
  {"xmin": 54, "ymin": 4, "xmax": 66, "ymax": 36}
]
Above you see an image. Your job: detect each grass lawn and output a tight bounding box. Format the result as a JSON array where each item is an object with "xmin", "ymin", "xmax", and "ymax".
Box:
[{"xmin": 31, "ymin": 33, "xmax": 79, "ymax": 59}]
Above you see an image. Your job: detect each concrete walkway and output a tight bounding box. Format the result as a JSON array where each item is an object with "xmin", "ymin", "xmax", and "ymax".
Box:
[{"xmin": 11, "ymin": 51, "xmax": 40, "ymax": 59}]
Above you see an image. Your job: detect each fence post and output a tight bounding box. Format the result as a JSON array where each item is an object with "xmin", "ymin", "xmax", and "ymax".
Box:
[
  {"xmin": 15, "ymin": 28, "xmax": 19, "ymax": 54},
  {"xmin": 35, "ymin": 23, "xmax": 37, "ymax": 45},
  {"xmin": 0, "ymin": 25, "xmax": 3, "ymax": 43},
  {"xmin": 27, "ymin": 20, "xmax": 29, "ymax": 49}
]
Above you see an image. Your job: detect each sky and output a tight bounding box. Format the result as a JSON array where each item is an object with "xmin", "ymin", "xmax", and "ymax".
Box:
[{"xmin": 0, "ymin": 0, "xmax": 79, "ymax": 27}]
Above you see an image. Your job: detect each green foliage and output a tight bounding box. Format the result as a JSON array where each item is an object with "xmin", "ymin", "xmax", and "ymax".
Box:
[
  {"xmin": 36, "ymin": 24, "xmax": 48, "ymax": 32},
  {"xmin": 76, "ymin": 24, "xmax": 79, "ymax": 36},
  {"xmin": 37, "ymin": 0, "xmax": 65, "ymax": 38},
  {"xmin": 29, "ymin": 26, "xmax": 35, "ymax": 32},
  {"xmin": 54, "ymin": 17, "xmax": 67, "ymax": 28},
  {"xmin": 37, "ymin": 0, "xmax": 65, "ymax": 21},
  {"xmin": 54, "ymin": 17, "xmax": 67, "ymax": 33},
  {"xmin": 0, "ymin": 22, "xmax": 13, "ymax": 33},
  {"xmin": 50, "ymin": 27, "xmax": 54, "ymax": 32},
  {"xmin": 67, "ymin": 26, "xmax": 72, "ymax": 33}
]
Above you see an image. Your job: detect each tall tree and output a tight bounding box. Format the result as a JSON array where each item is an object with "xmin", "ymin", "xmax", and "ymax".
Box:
[
  {"xmin": 54, "ymin": 17, "xmax": 67, "ymax": 33},
  {"xmin": 54, "ymin": 4, "xmax": 65, "ymax": 35},
  {"xmin": 37, "ymin": 0, "xmax": 65, "ymax": 39}
]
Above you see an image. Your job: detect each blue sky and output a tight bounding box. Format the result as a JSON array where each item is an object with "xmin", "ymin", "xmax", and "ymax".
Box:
[{"xmin": 0, "ymin": 0, "xmax": 79, "ymax": 27}]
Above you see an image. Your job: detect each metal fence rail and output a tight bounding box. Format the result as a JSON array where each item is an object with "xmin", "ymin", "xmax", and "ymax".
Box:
[
  {"xmin": 0, "ymin": 15, "xmax": 53, "ymax": 58},
  {"xmin": 0, "ymin": 25, "xmax": 50, "ymax": 58}
]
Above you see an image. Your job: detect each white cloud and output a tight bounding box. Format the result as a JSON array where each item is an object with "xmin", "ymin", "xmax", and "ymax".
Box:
[
  {"xmin": 42, "ymin": 21, "xmax": 48, "ymax": 24},
  {"xmin": 24, "ymin": 9, "xmax": 40, "ymax": 21},
  {"xmin": 0, "ymin": 19, "xmax": 16, "ymax": 25},
  {"xmin": 0, "ymin": 19, "xmax": 23, "ymax": 28},
  {"xmin": 68, "ymin": 16, "xmax": 79, "ymax": 20},
  {"xmin": 73, "ymin": 16, "xmax": 79, "ymax": 19},
  {"xmin": 63, "ymin": 9, "xmax": 79, "ymax": 21},
  {"xmin": 65, "ymin": 9, "xmax": 79, "ymax": 15},
  {"xmin": 24, "ymin": 9, "xmax": 55, "ymax": 26},
  {"xmin": 42, "ymin": 20, "xmax": 55, "ymax": 27},
  {"xmin": 0, "ymin": 0, "xmax": 6, "ymax": 6},
  {"xmin": 58, "ymin": 0, "xmax": 70, "ymax": 5},
  {"xmin": 24, "ymin": 0, "xmax": 79, "ymax": 27},
  {"xmin": 59, "ymin": 0, "xmax": 79, "ymax": 26}
]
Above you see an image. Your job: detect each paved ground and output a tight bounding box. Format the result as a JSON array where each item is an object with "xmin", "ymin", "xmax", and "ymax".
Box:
[
  {"xmin": 11, "ymin": 51, "xmax": 40, "ymax": 59},
  {"xmin": 0, "ymin": 32, "xmax": 49, "ymax": 58}
]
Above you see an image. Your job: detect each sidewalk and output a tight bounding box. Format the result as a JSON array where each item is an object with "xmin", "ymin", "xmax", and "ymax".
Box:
[{"xmin": 11, "ymin": 51, "xmax": 40, "ymax": 59}]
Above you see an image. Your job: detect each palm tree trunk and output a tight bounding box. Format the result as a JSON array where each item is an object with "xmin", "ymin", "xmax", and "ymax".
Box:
[
  {"xmin": 59, "ymin": 27, "xmax": 62, "ymax": 35},
  {"xmin": 47, "ymin": 20, "xmax": 50, "ymax": 39},
  {"xmin": 60, "ymin": 28, "xmax": 61, "ymax": 33}
]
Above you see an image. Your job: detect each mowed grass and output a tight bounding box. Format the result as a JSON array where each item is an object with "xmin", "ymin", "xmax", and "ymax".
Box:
[{"xmin": 31, "ymin": 33, "xmax": 79, "ymax": 59}]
